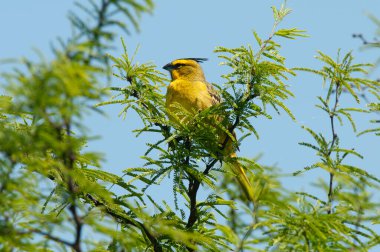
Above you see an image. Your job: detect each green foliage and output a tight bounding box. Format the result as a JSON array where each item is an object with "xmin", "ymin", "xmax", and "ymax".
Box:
[
  {"xmin": 57, "ymin": 0, "xmax": 153, "ymax": 67},
  {"xmin": 1, "ymin": 1, "xmax": 157, "ymax": 251},
  {"xmin": 214, "ymin": 4, "xmax": 305, "ymax": 125},
  {"xmin": 1, "ymin": 1, "xmax": 380, "ymax": 252},
  {"xmin": 292, "ymin": 50, "xmax": 380, "ymax": 250},
  {"xmin": 359, "ymin": 92, "xmax": 380, "ymax": 136},
  {"xmin": 353, "ymin": 13, "xmax": 380, "ymax": 138}
]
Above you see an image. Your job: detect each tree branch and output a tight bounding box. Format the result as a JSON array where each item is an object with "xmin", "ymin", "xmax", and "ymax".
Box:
[
  {"xmin": 86, "ymin": 194, "xmax": 163, "ymax": 252},
  {"xmin": 185, "ymin": 80, "xmax": 258, "ymax": 232},
  {"xmin": 86, "ymin": 0, "xmax": 111, "ymax": 64},
  {"xmin": 32, "ymin": 229, "xmax": 74, "ymax": 247},
  {"xmin": 69, "ymin": 203, "xmax": 83, "ymax": 252}
]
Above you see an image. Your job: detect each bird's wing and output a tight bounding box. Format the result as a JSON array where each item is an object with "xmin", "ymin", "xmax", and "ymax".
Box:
[{"xmin": 206, "ymin": 82, "xmax": 221, "ymax": 106}]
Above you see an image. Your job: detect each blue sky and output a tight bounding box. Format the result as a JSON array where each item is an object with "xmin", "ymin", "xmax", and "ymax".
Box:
[{"xmin": 1, "ymin": 0, "xmax": 380, "ymax": 245}]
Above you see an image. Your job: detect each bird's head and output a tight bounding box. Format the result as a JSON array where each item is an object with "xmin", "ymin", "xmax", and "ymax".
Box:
[{"xmin": 163, "ymin": 58, "xmax": 207, "ymax": 81}]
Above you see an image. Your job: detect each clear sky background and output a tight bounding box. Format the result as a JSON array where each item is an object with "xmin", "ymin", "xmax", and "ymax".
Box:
[{"xmin": 1, "ymin": 0, "xmax": 380, "ymax": 247}]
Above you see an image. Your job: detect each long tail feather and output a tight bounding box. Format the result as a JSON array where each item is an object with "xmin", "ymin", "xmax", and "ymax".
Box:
[{"xmin": 229, "ymin": 152, "xmax": 255, "ymax": 202}]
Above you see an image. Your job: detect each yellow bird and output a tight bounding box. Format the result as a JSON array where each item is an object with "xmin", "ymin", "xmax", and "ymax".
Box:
[{"xmin": 163, "ymin": 58, "xmax": 254, "ymax": 201}]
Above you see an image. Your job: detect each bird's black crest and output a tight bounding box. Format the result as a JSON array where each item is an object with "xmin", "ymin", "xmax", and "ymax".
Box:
[{"xmin": 179, "ymin": 58, "xmax": 208, "ymax": 63}]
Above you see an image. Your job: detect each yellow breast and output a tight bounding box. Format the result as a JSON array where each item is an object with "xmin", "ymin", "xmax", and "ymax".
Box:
[{"xmin": 165, "ymin": 80, "xmax": 212, "ymax": 115}]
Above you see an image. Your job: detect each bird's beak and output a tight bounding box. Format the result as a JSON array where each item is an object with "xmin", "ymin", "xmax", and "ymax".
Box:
[{"xmin": 163, "ymin": 63, "xmax": 174, "ymax": 71}]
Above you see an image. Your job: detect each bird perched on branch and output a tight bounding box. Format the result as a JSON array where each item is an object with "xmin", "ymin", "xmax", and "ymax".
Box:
[{"xmin": 163, "ymin": 58, "xmax": 254, "ymax": 201}]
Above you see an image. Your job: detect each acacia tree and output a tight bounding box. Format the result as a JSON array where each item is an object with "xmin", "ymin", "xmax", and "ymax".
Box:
[{"xmin": 1, "ymin": 1, "xmax": 380, "ymax": 251}]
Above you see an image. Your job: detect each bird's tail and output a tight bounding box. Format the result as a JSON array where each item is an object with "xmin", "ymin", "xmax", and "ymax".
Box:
[{"xmin": 228, "ymin": 152, "xmax": 255, "ymax": 202}]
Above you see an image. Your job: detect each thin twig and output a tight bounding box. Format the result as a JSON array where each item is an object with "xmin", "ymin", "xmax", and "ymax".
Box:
[
  {"xmin": 236, "ymin": 226, "xmax": 254, "ymax": 252},
  {"xmin": 327, "ymin": 82, "xmax": 340, "ymax": 214},
  {"xmin": 234, "ymin": 203, "xmax": 259, "ymax": 252},
  {"xmin": 129, "ymin": 81, "xmax": 171, "ymax": 140}
]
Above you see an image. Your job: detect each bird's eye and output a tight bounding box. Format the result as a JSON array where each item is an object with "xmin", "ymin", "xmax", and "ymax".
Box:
[{"xmin": 175, "ymin": 64, "xmax": 184, "ymax": 68}]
